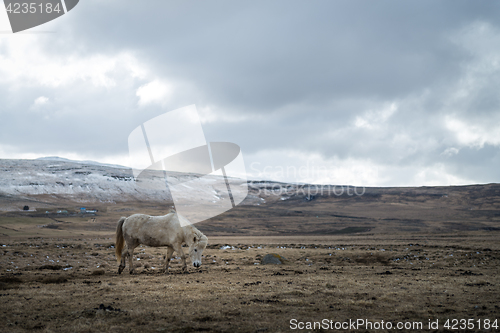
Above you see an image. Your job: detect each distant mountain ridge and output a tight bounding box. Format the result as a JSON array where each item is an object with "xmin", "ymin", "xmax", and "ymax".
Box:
[
  {"xmin": 36, "ymin": 156, "xmax": 127, "ymax": 169},
  {"xmin": 0, "ymin": 158, "xmax": 259, "ymax": 211},
  {"xmin": 1, "ymin": 158, "xmax": 499, "ymax": 235}
]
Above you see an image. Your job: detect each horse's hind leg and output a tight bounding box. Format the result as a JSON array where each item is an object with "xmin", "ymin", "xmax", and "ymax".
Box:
[
  {"xmin": 164, "ymin": 246, "xmax": 174, "ymax": 273},
  {"xmin": 127, "ymin": 241, "xmax": 139, "ymax": 274},
  {"xmin": 118, "ymin": 248, "xmax": 128, "ymax": 274},
  {"xmin": 118, "ymin": 243, "xmax": 135, "ymax": 274},
  {"xmin": 118, "ymin": 238, "xmax": 139, "ymax": 274}
]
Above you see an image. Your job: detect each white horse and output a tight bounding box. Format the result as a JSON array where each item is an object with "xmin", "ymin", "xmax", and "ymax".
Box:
[{"xmin": 115, "ymin": 210, "xmax": 208, "ymax": 274}]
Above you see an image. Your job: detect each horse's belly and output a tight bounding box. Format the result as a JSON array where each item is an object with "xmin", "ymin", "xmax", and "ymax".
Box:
[
  {"xmin": 136, "ymin": 225, "xmax": 173, "ymax": 247},
  {"xmin": 140, "ymin": 233, "xmax": 169, "ymax": 247}
]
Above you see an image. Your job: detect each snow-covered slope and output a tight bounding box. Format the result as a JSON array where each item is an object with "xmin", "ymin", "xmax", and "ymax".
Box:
[
  {"xmin": 0, "ymin": 158, "xmax": 269, "ymax": 208},
  {"xmin": 0, "ymin": 158, "xmax": 168, "ymax": 204},
  {"xmin": 0, "ymin": 158, "xmax": 311, "ymax": 212}
]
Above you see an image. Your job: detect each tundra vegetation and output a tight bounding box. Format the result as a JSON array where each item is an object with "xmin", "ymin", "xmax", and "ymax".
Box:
[{"xmin": 0, "ymin": 181, "xmax": 499, "ymax": 332}]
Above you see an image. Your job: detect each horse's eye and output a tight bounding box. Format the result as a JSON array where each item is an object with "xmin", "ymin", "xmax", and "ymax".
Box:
[{"xmin": 194, "ymin": 249, "xmax": 197, "ymax": 252}]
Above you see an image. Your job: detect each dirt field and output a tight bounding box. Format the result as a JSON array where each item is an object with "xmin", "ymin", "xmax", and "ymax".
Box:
[
  {"xmin": 1, "ymin": 233, "xmax": 499, "ymax": 332},
  {"xmin": 0, "ymin": 182, "xmax": 499, "ymax": 332}
]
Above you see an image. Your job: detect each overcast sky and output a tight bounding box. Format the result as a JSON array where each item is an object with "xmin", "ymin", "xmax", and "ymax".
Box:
[{"xmin": 1, "ymin": 0, "xmax": 499, "ymax": 186}]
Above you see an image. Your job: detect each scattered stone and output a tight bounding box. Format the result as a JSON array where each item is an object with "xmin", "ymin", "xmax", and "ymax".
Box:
[
  {"xmin": 0, "ymin": 277, "xmax": 23, "ymax": 290},
  {"xmin": 31, "ymin": 323, "xmax": 45, "ymax": 330},
  {"xmin": 42, "ymin": 276, "xmax": 67, "ymax": 284},
  {"xmin": 79, "ymin": 304, "xmax": 127, "ymax": 318},
  {"xmin": 38, "ymin": 265, "xmax": 63, "ymax": 270},
  {"xmin": 0, "ymin": 276, "xmax": 22, "ymax": 284},
  {"xmin": 261, "ymin": 253, "xmax": 287, "ymax": 265},
  {"xmin": 96, "ymin": 303, "xmax": 122, "ymax": 312},
  {"xmin": 91, "ymin": 269, "xmax": 105, "ymax": 276},
  {"xmin": 465, "ymin": 282, "xmax": 491, "ymax": 287},
  {"xmin": 243, "ymin": 281, "xmax": 262, "ymax": 287},
  {"xmin": 83, "ymin": 280, "xmax": 101, "ymax": 284}
]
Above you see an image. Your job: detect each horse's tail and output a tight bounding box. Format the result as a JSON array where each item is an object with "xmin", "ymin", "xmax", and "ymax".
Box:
[{"xmin": 115, "ymin": 217, "xmax": 126, "ymax": 263}]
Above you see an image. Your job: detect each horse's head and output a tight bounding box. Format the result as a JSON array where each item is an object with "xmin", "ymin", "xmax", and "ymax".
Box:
[{"xmin": 189, "ymin": 233, "xmax": 208, "ymax": 268}]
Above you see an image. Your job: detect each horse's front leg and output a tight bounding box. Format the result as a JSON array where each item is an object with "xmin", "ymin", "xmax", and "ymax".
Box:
[
  {"xmin": 164, "ymin": 246, "xmax": 174, "ymax": 273},
  {"xmin": 173, "ymin": 244, "xmax": 187, "ymax": 273},
  {"xmin": 181, "ymin": 252, "xmax": 187, "ymax": 272}
]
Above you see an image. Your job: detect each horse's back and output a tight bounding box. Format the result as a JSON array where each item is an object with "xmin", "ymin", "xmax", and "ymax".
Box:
[
  {"xmin": 126, "ymin": 214, "xmax": 150, "ymax": 225},
  {"xmin": 123, "ymin": 213, "xmax": 180, "ymax": 247}
]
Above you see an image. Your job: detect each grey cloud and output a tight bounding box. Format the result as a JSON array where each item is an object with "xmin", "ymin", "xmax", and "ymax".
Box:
[
  {"xmin": 1, "ymin": 0, "xmax": 499, "ymax": 185},
  {"xmin": 62, "ymin": 1, "xmax": 496, "ymax": 105}
]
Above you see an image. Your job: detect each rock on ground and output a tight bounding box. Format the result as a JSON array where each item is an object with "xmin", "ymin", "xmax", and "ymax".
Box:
[{"xmin": 261, "ymin": 253, "xmax": 287, "ymax": 265}]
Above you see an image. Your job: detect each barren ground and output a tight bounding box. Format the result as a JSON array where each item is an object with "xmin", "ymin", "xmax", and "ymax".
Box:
[
  {"xmin": 1, "ymin": 183, "xmax": 499, "ymax": 332},
  {"xmin": 0, "ymin": 233, "xmax": 499, "ymax": 333}
]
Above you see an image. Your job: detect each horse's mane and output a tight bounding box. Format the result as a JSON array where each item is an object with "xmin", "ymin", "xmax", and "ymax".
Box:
[
  {"xmin": 181, "ymin": 218, "xmax": 208, "ymax": 245},
  {"xmin": 191, "ymin": 225, "xmax": 208, "ymax": 243}
]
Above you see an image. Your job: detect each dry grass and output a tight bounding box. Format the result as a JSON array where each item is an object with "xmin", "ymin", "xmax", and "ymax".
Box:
[
  {"xmin": 0, "ymin": 234, "xmax": 498, "ymax": 332},
  {"xmin": 0, "ymin": 183, "xmax": 499, "ymax": 331}
]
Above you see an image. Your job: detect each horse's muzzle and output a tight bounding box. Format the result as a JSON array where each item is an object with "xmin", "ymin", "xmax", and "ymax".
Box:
[{"xmin": 193, "ymin": 262, "xmax": 201, "ymax": 268}]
